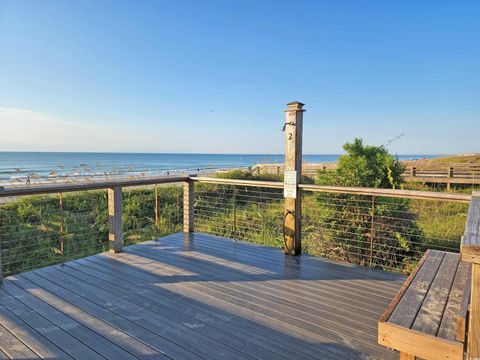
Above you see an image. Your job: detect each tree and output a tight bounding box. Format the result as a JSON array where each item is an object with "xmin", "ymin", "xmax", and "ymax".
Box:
[{"xmin": 317, "ymin": 138, "xmax": 405, "ymax": 188}]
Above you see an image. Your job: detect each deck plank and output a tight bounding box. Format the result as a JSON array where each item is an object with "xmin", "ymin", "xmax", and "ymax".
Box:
[
  {"xmin": 0, "ymin": 304, "xmax": 72, "ymax": 359},
  {"xmin": 91, "ymin": 236, "xmax": 398, "ymax": 358},
  {"xmin": 123, "ymin": 243, "xmax": 382, "ymax": 336},
  {"xmin": 83, "ymin": 254, "xmax": 366, "ymax": 359},
  {"xmin": 0, "ymin": 232, "xmax": 403, "ymax": 360},
  {"xmin": 0, "ymin": 286, "xmax": 106, "ymax": 360},
  {"xmin": 65, "ymin": 258, "xmax": 336, "ymax": 360},
  {"xmin": 14, "ymin": 272, "xmax": 199, "ymax": 360},
  {"xmin": 83, "ymin": 252, "xmax": 371, "ymax": 359},
  {"xmin": 162, "ymin": 233, "xmax": 402, "ymax": 295},
  {"xmin": 26, "ymin": 268, "xmax": 265, "ymax": 360},
  {"xmin": 123, "ymin": 242, "xmax": 382, "ymax": 328},
  {"xmin": 39, "ymin": 264, "xmax": 305, "ymax": 360},
  {"xmin": 0, "ymin": 322, "xmax": 39, "ymax": 359}
]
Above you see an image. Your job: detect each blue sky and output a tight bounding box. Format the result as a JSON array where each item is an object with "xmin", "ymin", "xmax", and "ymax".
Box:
[{"xmin": 0, "ymin": 0, "xmax": 479, "ymax": 154}]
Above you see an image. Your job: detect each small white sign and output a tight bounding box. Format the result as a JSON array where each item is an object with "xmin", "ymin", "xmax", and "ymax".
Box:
[
  {"xmin": 284, "ymin": 170, "xmax": 297, "ymax": 185},
  {"xmin": 284, "ymin": 184, "xmax": 296, "ymax": 199},
  {"xmin": 284, "ymin": 170, "xmax": 297, "ymax": 198}
]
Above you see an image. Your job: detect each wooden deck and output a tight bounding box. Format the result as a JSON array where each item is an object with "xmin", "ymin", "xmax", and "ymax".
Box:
[{"xmin": 0, "ymin": 232, "xmax": 405, "ymax": 360}]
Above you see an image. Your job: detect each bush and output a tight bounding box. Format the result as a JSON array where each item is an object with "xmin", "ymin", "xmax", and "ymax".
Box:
[
  {"xmin": 303, "ymin": 139, "xmax": 424, "ymax": 272},
  {"xmin": 317, "ymin": 138, "xmax": 405, "ymax": 188}
]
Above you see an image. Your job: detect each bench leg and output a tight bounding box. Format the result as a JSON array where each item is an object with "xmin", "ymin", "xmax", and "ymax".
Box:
[{"xmin": 400, "ymin": 352, "xmax": 415, "ymax": 360}]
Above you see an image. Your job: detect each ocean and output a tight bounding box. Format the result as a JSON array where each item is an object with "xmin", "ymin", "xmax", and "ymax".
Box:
[{"xmin": 0, "ymin": 152, "xmax": 436, "ymax": 185}]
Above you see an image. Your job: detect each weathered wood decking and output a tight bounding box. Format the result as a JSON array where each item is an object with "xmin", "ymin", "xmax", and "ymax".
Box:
[{"xmin": 0, "ymin": 233, "xmax": 405, "ymax": 359}]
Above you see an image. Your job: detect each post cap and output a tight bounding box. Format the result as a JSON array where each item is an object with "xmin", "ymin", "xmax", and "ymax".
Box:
[{"xmin": 285, "ymin": 101, "xmax": 305, "ymax": 112}]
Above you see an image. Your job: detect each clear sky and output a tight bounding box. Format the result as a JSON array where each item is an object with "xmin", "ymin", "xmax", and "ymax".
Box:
[{"xmin": 0, "ymin": 0, "xmax": 479, "ymax": 155}]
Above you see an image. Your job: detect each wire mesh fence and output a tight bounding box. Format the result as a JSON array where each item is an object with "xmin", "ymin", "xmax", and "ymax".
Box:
[
  {"xmin": 302, "ymin": 191, "xmax": 468, "ymax": 273},
  {"xmin": 194, "ymin": 183, "xmax": 285, "ymax": 247}
]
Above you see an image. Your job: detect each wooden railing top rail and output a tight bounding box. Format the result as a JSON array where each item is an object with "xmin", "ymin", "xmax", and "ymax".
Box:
[
  {"xmin": 0, "ymin": 174, "xmax": 472, "ymax": 203},
  {"xmin": 299, "ymin": 184, "xmax": 472, "ymax": 202},
  {"xmin": 0, "ymin": 175, "xmax": 189, "ymax": 198},
  {"xmin": 405, "ymin": 163, "xmax": 480, "ymax": 169},
  {"xmin": 461, "ymin": 191, "xmax": 480, "ymax": 263},
  {"xmin": 192, "ymin": 176, "xmax": 472, "ymax": 203},
  {"xmin": 191, "ymin": 176, "xmax": 284, "ymax": 189}
]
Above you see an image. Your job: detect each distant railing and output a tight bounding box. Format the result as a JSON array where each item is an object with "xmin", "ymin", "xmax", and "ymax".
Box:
[
  {"xmin": 251, "ymin": 163, "xmax": 332, "ymax": 178},
  {"xmin": 403, "ymin": 163, "xmax": 480, "ymax": 188},
  {"xmin": 252, "ymin": 162, "xmax": 480, "ymax": 186},
  {"xmin": 0, "ymin": 175, "xmax": 473, "ymax": 280}
]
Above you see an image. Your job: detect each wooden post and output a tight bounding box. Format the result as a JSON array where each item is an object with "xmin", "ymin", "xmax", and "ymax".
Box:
[
  {"xmin": 232, "ymin": 186, "xmax": 237, "ymax": 240},
  {"xmin": 399, "ymin": 352, "xmax": 415, "ymax": 360},
  {"xmin": 447, "ymin": 166, "xmax": 454, "ymax": 191},
  {"xmin": 183, "ymin": 180, "xmax": 194, "ymax": 233},
  {"xmin": 411, "ymin": 167, "xmax": 417, "ymax": 178},
  {"xmin": 154, "ymin": 186, "xmax": 159, "ymax": 228},
  {"xmin": 461, "ymin": 191, "xmax": 480, "ymax": 359},
  {"xmin": 369, "ymin": 196, "xmax": 375, "ymax": 267},
  {"xmin": 0, "ymin": 188, "xmax": 3, "ymax": 282},
  {"xmin": 108, "ymin": 186, "xmax": 123, "ymax": 253},
  {"xmin": 0, "ymin": 232, "xmax": 2, "ymax": 283},
  {"xmin": 59, "ymin": 193, "xmax": 65, "ymax": 265},
  {"xmin": 283, "ymin": 101, "xmax": 304, "ymax": 255},
  {"xmin": 469, "ymin": 263, "xmax": 480, "ymax": 359}
]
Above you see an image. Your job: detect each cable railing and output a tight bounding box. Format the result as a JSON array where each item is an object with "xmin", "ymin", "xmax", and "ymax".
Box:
[
  {"xmin": 0, "ymin": 190, "xmax": 109, "ymax": 276},
  {"xmin": 0, "ymin": 174, "xmax": 474, "ymax": 279},
  {"xmin": 123, "ymin": 186, "xmax": 183, "ymax": 246},
  {"xmin": 192, "ymin": 178, "xmax": 470, "ymax": 273},
  {"xmin": 0, "ymin": 176, "xmax": 187, "ymax": 278},
  {"xmin": 194, "ymin": 183, "xmax": 284, "ymax": 247},
  {"xmin": 302, "ymin": 191, "xmax": 468, "ymax": 273}
]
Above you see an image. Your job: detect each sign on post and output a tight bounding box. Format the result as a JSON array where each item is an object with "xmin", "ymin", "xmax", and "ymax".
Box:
[{"xmin": 284, "ymin": 170, "xmax": 297, "ymax": 199}]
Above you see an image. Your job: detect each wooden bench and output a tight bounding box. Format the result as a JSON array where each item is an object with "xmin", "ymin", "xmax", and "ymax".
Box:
[{"xmin": 378, "ymin": 249, "xmax": 471, "ymax": 360}]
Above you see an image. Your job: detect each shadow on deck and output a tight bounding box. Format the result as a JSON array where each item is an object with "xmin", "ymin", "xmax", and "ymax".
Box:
[{"xmin": 0, "ymin": 232, "xmax": 405, "ymax": 359}]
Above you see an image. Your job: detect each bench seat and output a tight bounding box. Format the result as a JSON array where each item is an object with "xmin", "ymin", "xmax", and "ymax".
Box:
[{"xmin": 378, "ymin": 250, "xmax": 471, "ymax": 360}]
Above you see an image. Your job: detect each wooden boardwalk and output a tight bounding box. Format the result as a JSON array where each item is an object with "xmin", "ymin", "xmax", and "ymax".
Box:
[{"xmin": 0, "ymin": 232, "xmax": 405, "ymax": 359}]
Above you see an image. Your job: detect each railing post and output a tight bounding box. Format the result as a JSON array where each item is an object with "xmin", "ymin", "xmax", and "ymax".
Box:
[
  {"xmin": 369, "ymin": 196, "xmax": 375, "ymax": 267},
  {"xmin": 59, "ymin": 193, "xmax": 65, "ymax": 265},
  {"xmin": 108, "ymin": 186, "xmax": 123, "ymax": 253},
  {"xmin": 411, "ymin": 166, "xmax": 416, "ymax": 178},
  {"xmin": 461, "ymin": 191, "xmax": 480, "ymax": 359},
  {"xmin": 0, "ymin": 187, "xmax": 2, "ymax": 283},
  {"xmin": 183, "ymin": 179, "xmax": 194, "ymax": 233},
  {"xmin": 283, "ymin": 101, "xmax": 305, "ymax": 256},
  {"xmin": 233, "ymin": 186, "xmax": 237, "ymax": 240},
  {"xmin": 447, "ymin": 166, "xmax": 454, "ymax": 191},
  {"xmin": 0, "ymin": 232, "xmax": 2, "ymax": 284}
]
